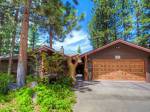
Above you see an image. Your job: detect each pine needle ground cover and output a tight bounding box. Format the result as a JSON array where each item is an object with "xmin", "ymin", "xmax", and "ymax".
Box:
[{"xmin": 0, "ymin": 77, "xmax": 76, "ymax": 112}]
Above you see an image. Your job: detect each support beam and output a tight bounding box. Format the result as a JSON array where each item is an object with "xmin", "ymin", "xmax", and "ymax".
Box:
[
  {"xmin": 84, "ymin": 55, "xmax": 88, "ymax": 80},
  {"xmin": 39, "ymin": 52, "xmax": 44, "ymax": 79}
]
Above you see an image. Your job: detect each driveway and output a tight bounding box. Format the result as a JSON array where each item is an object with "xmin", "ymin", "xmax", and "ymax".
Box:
[{"xmin": 73, "ymin": 81, "xmax": 150, "ymax": 112}]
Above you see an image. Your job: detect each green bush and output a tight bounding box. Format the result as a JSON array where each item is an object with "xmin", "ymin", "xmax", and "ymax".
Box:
[
  {"xmin": 26, "ymin": 75, "xmax": 39, "ymax": 83},
  {"xmin": 0, "ymin": 76, "xmax": 76, "ymax": 112},
  {"xmin": 0, "ymin": 73, "xmax": 12, "ymax": 94},
  {"xmin": 34, "ymin": 76, "xmax": 75, "ymax": 112},
  {"xmin": 41, "ymin": 52, "xmax": 67, "ymax": 76},
  {"xmin": 35, "ymin": 84, "xmax": 75, "ymax": 112},
  {"xmin": 0, "ymin": 94, "xmax": 9, "ymax": 103},
  {"xmin": 0, "ymin": 87, "xmax": 34, "ymax": 112},
  {"xmin": 15, "ymin": 87, "xmax": 34, "ymax": 112},
  {"xmin": 55, "ymin": 76, "xmax": 74, "ymax": 87}
]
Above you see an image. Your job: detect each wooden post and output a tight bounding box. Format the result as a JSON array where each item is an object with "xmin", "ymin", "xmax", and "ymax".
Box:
[
  {"xmin": 39, "ymin": 53, "xmax": 44, "ymax": 79},
  {"xmin": 84, "ymin": 55, "xmax": 88, "ymax": 80}
]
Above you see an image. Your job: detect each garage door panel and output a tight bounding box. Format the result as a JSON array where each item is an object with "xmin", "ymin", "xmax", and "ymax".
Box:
[{"xmin": 92, "ymin": 59, "xmax": 145, "ymax": 81}]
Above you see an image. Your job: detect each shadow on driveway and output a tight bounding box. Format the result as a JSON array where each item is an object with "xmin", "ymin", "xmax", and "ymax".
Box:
[{"xmin": 73, "ymin": 81, "xmax": 100, "ymax": 93}]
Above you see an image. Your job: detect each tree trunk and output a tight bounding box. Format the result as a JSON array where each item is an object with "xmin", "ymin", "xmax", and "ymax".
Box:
[
  {"xmin": 136, "ymin": 11, "xmax": 140, "ymax": 37},
  {"xmin": 0, "ymin": 12, "xmax": 4, "ymax": 56},
  {"xmin": 17, "ymin": 0, "xmax": 31, "ymax": 87},
  {"xmin": 32, "ymin": 31, "xmax": 35, "ymax": 50},
  {"xmin": 67, "ymin": 56, "xmax": 80, "ymax": 82},
  {"xmin": 49, "ymin": 28, "xmax": 53, "ymax": 49},
  {"xmin": 39, "ymin": 56, "xmax": 44, "ymax": 79},
  {"xmin": 122, "ymin": 0, "xmax": 126, "ymax": 40},
  {"xmin": 8, "ymin": 9, "xmax": 19, "ymax": 75},
  {"xmin": 0, "ymin": 37, "xmax": 2, "ymax": 56}
]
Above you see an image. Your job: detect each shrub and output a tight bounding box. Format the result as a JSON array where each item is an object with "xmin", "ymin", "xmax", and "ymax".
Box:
[
  {"xmin": 35, "ymin": 84, "xmax": 75, "ymax": 112},
  {"xmin": 55, "ymin": 76, "xmax": 74, "ymax": 87},
  {"xmin": 26, "ymin": 75, "xmax": 39, "ymax": 83},
  {"xmin": 0, "ymin": 76, "xmax": 76, "ymax": 112},
  {"xmin": 0, "ymin": 73, "xmax": 12, "ymax": 94},
  {"xmin": 34, "ymin": 76, "xmax": 76, "ymax": 112},
  {"xmin": 0, "ymin": 88, "xmax": 34, "ymax": 112},
  {"xmin": 15, "ymin": 87, "xmax": 34, "ymax": 112},
  {"xmin": 39, "ymin": 74, "xmax": 74, "ymax": 87},
  {"xmin": 41, "ymin": 52, "xmax": 67, "ymax": 76},
  {"xmin": 0, "ymin": 94, "xmax": 9, "ymax": 103}
]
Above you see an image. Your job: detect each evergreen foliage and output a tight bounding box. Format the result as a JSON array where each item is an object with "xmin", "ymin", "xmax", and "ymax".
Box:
[
  {"xmin": 77, "ymin": 46, "xmax": 81, "ymax": 54},
  {"xmin": 89, "ymin": 0, "xmax": 149, "ymax": 48}
]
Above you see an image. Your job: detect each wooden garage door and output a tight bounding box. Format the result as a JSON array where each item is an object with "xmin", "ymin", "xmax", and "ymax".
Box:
[{"xmin": 92, "ymin": 59, "xmax": 145, "ymax": 81}]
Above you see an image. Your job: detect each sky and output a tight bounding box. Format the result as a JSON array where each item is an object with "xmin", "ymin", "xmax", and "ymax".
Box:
[{"xmin": 41, "ymin": 0, "xmax": 94, "ymax": 55}]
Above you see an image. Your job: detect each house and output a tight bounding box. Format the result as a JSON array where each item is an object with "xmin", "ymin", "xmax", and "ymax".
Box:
[
  {"xmin": 80, "ymin": 39, "xmax": 150, "ymax": 82},
  {"xmin": 0, "ymin": 45, "xmax": 66, "ymax": 74},
  {"xmin": 0, "ymin": 54, "xmax": 18, "ymax": 74},
  {"xmin": 0, "ymin": 39, "xmax": 150, "ymax": 82}
]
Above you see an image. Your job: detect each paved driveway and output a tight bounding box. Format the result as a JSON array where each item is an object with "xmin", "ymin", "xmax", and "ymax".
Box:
[{"xmin": 74, "ymin": 81, "xmax": 150, "ymax": 112}]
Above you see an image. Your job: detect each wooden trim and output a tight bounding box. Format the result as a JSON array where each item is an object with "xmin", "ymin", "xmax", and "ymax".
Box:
[
  {"xmin": 92, "ymin": 59, "xmax": 144, "ymax": 61},
  {"xmin": 91, "ymin": 58, "xmax": 94, "ymax": 80},
  {"xmin": 84, "ymin": 55, "xmax": 88, "ymax": 80},
  {"xmin": 144, "ymin": 59, "xmax": 148, "ymax": 81}
]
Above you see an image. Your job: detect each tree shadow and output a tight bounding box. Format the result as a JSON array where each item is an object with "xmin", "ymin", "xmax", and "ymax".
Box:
[
  {"xmin": 101, "ymin": 81, "xmax": 150, "ymax": 91},
  {"xmin": 73, "ymin": 81, "xmax": 100, "ymax": 93},
  {"xmin": 131, "ymin": 82, "xmax": 150, "ymax": 91},
  {"xmin": 91, "ymin": 93, "xmax": 150, "ymax": 101}
]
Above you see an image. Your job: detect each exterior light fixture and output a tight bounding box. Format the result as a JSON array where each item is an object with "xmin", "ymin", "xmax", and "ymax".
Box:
[{"xmin": 115, "ymin": 45, "xmax": 120, "ymax": 49}]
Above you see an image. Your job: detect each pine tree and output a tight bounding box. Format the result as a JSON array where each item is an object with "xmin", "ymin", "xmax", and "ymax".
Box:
[
  {"xmin": 28, "ymin": 24, "xmax": 40, "ymax": 50},
  {"xmin": 17, "ymin": 0, "xmax": 31, "ymax": 87},
  {"xmin": 0, "ymin": 1, "xmax": 16, "ymax": 55},
  {"xmin": 134, "ymin": 0, "xmax": 150, "ymax": 48},
  {"xmin": 89, "ymin": 0, "xmax": 134, "ymax": 48},
  {"xmin": 35, "ymin": 0, "xmax": 82, "ymax": 49},
  {"xmin": 89, "ymin": 0, "xmax": 118, "ymax": 48},
  {"xmin": 77, "ymin": 46, "xmax": 81, "ymax": 54},
  {"xmin": 120, "ymin": 0, "xmax": 133, "ymax": 40},
  {"xmin": 8, "ymin": 8, "xmax": 19, "ymax": 75}
]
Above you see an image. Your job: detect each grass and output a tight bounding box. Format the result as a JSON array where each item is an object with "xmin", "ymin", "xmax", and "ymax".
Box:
[{"xmin": 0, "ymin": 76, "xmax": 76, "ymax": 112}]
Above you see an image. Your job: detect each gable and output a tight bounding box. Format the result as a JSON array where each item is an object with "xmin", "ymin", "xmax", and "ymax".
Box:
[
  {"xmin": 81, "ymin": 39, "xmax": 150, "ymax": 58},
  {"xmin": 89, "ymin": 43, "xmax": 150, "ymax": 59}
]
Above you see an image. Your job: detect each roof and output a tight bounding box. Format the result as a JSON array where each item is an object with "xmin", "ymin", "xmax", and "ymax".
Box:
[
  {"xmin": 0, "ymin": 54, "xmax": 19, "ymax": 60},
  {"xmin": 81, "ymin": 39, "xmax": 150, "ymax": 57},
  {"xmin": 38, "ymin": 45, "xmax": 56, "ymax": 53},
  {"xmin": 38, "ymin": 45, "xmax": 69, "ymax": 57},
  {"xmin": 0, "ymin": 45, "xmax": 69, "ymax": 60}
]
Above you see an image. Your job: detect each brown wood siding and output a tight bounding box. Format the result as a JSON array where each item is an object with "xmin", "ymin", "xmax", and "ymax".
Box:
[{"xmin": 0, "ymin": 60, "xmax": 18, "ymax": 74}]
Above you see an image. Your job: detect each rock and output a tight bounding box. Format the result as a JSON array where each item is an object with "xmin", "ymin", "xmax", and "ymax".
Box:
[
  {"xmin": 30, "ymin": 81, "xmax": 38, "ymax": 88},
  {"xmin": 32, "ymin": 93, "xmax": 37, "ymax": 104},
  {"xmin": 8, "ymin": 83, "xmax": 18, "ymax": 90}
]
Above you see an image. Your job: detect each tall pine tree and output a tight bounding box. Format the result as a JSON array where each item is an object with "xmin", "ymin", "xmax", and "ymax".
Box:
[
  {"xmin": 135, "ymin": 0, "xmax": 150, "ymax": 48},
  {"xmin": 89, "ymin": 0, "xmax": 118, "ymax": 48}
]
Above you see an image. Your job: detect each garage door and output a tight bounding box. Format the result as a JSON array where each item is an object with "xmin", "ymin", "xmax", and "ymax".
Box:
[{"xmin": 92, "ymin": 59, "xmax": 145, "ymax": 81}]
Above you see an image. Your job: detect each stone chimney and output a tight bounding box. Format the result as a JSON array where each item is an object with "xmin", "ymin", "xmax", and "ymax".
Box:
[{"xmin": 60, "ymin": 46, "xmax": 64, "ymax": 55}]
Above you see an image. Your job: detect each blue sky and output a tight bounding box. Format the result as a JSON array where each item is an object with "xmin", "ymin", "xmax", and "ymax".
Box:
[{"xmin": 53, "ymin": 0, "xmax": 94, "ymax": 54}]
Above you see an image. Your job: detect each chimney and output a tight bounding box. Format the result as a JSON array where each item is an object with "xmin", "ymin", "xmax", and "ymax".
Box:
[{"xmin": 60, "ymin": 46, "xmax": 64, "ymax": 55}]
